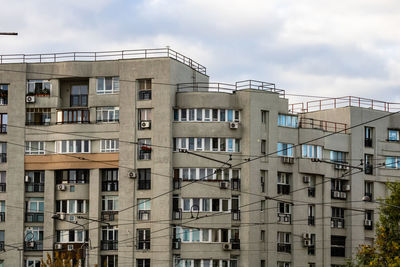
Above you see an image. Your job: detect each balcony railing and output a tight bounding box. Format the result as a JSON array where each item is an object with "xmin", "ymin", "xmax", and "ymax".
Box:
[
  {"xmin": 365, "ymin": 164, "xmax": 373, "ymax": 175},
  {"xmin": 0, "ymin": 212, "xmax": 5, "ymax": 222},
  {"xmin": 138, "ymin": 210, "xmax": 151, "ymax": 221},
  {"xmin": 0, "ymin": 48, "xmax": 207, "ymax": 74},
  {"xmin": 331, "ymin": 218, "xmax": 345, "ymax": 228},
  {"xmin": 24, "ymin": 240, "xmax": 43, "ymax": 251},
  {"xmin": 25, "ymin": 183, "xmax": 45, "ymax": 192},
  {"xmin": 0, "ymin": 183, "xmax": 5, "ymax": 192},
  {"xmin": 232, "ymin": 210, "xmax": 241, "ymax": 221},
  {"xmin": 101, "ymin": 211, "xmax": 118, "ymax": 221},
  {"xmin": 298, "ymin": 117, "xmax": 348, "ymax": 134},
  {"xmin": 331, "ymin": 246, "xmax": 345, "ymax": 257},
  {"xmin": 277, "ymin": 184, "xmax": 290, "ymax": 195},
  {"xmin": 173, "ymin": 178, "xmax": 182, "ymax": 190},
  {"xmin": 308, "ymin": 187, "xmax": 316, "ymax": 197},
  {"xmin": 25, "ymin": 212, "xmax": 44, "ymax": 222},
  {"xmin": 277, "ymin": 213, "xmax": 291, "ymax": 224},
  {"xmin": 231, "ymin": 178, "xmax": 241, "ymax": 191},
  {"xmin": 138, "ymin": 150, "xmax": 151, "ymax": 160},
  {"xmin": 172, "ymin": 209, "xmax": 182, "ymax": 220},
  {"xmin": 331, "ymin": 190, "xmax": 347, "ymax": 200},
  {"xmin": 365, "ymin": 138, "xmax": 373, "ymax": 147},
  {"xmin": 102, "ymin": 181, "xmax": 119, "ymax": 192},
  {"xmin": 308, "ymin": 216, "xmax": 315, "ymax": 226},
  {"xmin": 101, "ymin": 240, "xmax": 118, "ymax": 250},
  {"xmin": 277, "ymin": 243, "xmax": 291, "ymax": 253},
  {"xmin": 230, "ymin": 239, "xmax": 240, "ymax": 250},
  {"xmin": 172, "ymin": 238, "xmax": 181, "ymax": 249}
]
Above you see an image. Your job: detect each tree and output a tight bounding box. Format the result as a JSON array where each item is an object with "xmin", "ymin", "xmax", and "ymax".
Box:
[
  {"xmin": 40, "ymin": 251, "xmax": 99, "ymax": 267},
  {"xmin": 352, "ymin": 182, "xmax": 400, "ymax": 267}
]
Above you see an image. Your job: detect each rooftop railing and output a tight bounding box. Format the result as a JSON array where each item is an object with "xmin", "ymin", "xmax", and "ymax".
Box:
[
  {"xmin": 289, "ymin": 96, "xmax": 400, "ymax": 113},
  {"xmin": 177, "ymin": 80, "xmax": 285, "ymax": 96},
  {"xmin": 299, "ymin": 117, "xmax": 348, "ymax": 134},
  {"xmin": 0, "ymin": 48, "xmax": 207, "ymax": 74}
]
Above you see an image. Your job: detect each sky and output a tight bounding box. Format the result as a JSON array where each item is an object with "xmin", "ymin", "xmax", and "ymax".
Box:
[{"xmin": 1, "ymin": 0, "xmax": 399, "ymax": 104}]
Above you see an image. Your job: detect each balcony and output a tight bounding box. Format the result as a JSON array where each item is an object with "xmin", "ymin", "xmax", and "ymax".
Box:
[
  {"xmin": 0, "ymin": 183, "xmax": 5, "ymax": 192},
  {"xmin": 172, "ymin": 209, "xmax": 182, "ymax": 220},
  {"xmin": 277, "ymin": 243, "xmax": 291, "ymax": 253},
  {"xmin": 231, "ymin": 210, "xmax": 241, "ymax": 221},
  {"xmin": 138, "ymin": 90, "xmax": 152, "ymax": 100},
  {"xmin": 0, "ymin": 212, "xmax": 5, "ymax": 222},
  {"xmin": 26, "ymin": 108, "xmax": 51, "ymax": 126},
  {"xmin": 101, "ymin": 211, "xmax": 118, "ymax": 221},
  {"xmin": 331, "ymin": 218, "xmax": 345, "ymax": 228},
  {"xmin": 308, "ymin": 187, "xmax": 315, "ymax": 197},
  {"xmin": 277, "ymin": 184, "xmax": 290, "ymax": 195},
  {"xmin": 230, "ymin": 239, "xmax": 240, "ymax": 250},
  {"xmin": 25, "ymin": 212, "xmax": 44, "ymax": 223},
  {"xmin": 172, "ymin": 238, "xmax": 181, "ymax": 250},
  {"xmin": 101, "ymin": 240, "xmax": 118, "ymax": 250},
  {"xmin": 56, "ymin": 109, "xmax": 90, "ymax": 124},
  {"xmin": 25, "ymin": 183, "xmax": 45, "ymax": 193},
  {"xmin": 138, "ymin": 149, "xmax": 151, "ymax": 160},
  {"xmin": 365, "ymin": 164, "xmax": 373, "ymax": 175},
  {"xmin": 24, "ymin": 240, "xmax": 43, "ymax": 251},
  {"xmin": 173, "ymin": 178, "xmax": 182, "ymax": 190},
  {"xmin": 138, "ymin": 210, "xmax": 151, "ymax": 221},
  {"xmin": 102, "ymin": 181, "xmax": 119, "ymax": 192},
  {"xmin": 277, "ymin": 213, "xmax": 291, "ymax": 224},
  {"xmin": 231, "ymin": 178, "xmax": 241, "ymax": 191},
  {"xmin": 308, "ymin": 216, "xmax": 315, "ymax": 226},
  {"xmin": 331, "ymin": 190, "xmax": 347, "ymax": 200}
]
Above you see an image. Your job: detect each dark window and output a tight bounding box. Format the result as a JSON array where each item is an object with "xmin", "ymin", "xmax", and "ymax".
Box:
[
  {"xmin": 137, "ymin": 259, "xmax": 150, "ymax": 267},
  {"xmin": 70, "ymin": 85, "xmax": 88, "ymax": 107},
  {"xmin": 331, "ymin": 235, "xmax": 346, "ymax": 257},
  {"xmin": 138, "ymin": 169, "xmax": 151, "ymax": 190},
  {"xmin": 365, "ymin": 127, "xmax": 373, "ymax": 147},
  {"xmin": 26, "ymin": 108, "xmax": 51, "ymax": 125},
  {"xmin": 55, "ymin": 170, "xmax": 89, "ymax": 184},
  {"xmin": 0, "ymin": 143, "xmax": 6, "ymax": 163},
  {"xmin": 0, "ymin": 84, "xmax": 8, "ymax": 105},
  {"xmin": 102, "ymin": 169, "xmax": 118, "ymax": 192},
  {"xmin": 137, "ymin": 229, "xmax": 150, "ymax": 250},
  {"xmin": 212, "ymin": 109, "xmax": 218, "ymax": 121},
  {"xmin": 25, "ymin": 171, "xmax": 45, "ymax": 192},
  {"xmin": 101, "ymin": 255, "xmax": 118, "ymax": 267},
  {"xmin": 138, "ymin": 79, "xmax": 152, "ymax": 100},
  {"xmin": 212, "ymin": 199, "xmax": 220, "ymax": 211},
  {"xmin": 261, "ymin": 139, "xmax": 266, "ymax": 154}
]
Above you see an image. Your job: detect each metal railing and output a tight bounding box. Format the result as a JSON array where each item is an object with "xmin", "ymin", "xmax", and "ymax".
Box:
[
  {"xmin": 289, "ymin": 96, "xmax": 400, "ymax": 113},
  {"xmin": 299, "ymin": 117, "xmax": 348, "ymax": 134},
  {"xmin": 277, "ymin": 243, "xmax": 291, "ymax": 253},
  {"xmin": 0, "ymin": 183, "xmax": 5, "ymax": 192},
  {"xmin": 25, "ymin": 183, "xmax": 45, "ymax": 192},
  {"xmin": 177, "ymin": 80, "xmax": 285, "ymax": 96},
  {"xmin": 0, "ymin": 48, "xmax": 207, "ymax": 74},
  {"xmin": 100, "ymin": 240, "xmax": 118, "ymax": 250},
  {"xmin": 25, "ymin": 212, "xmax": 44, "ymax": 222}
]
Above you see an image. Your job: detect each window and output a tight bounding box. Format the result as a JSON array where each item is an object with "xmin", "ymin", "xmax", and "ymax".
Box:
[
  {"xmin": 0, "ymin": 201, "xmax": 4, "ymax": 221},
  {"xmin": 26, "ymin": 198, "xmax": 44, "ymax": 222},
  {"xmin": 102, "ymin": 169, "xmax": 118, "ymax": 191},
  {"xmin": 138, "ymin": 199, "xmax": 151, "ymax": 221},
  {"xmin": 96, "ymin": 107, "xmax": 119, "ymax": 122},
  {"xmin": 308, "ymin": 205, "xmax": 315, "ymax": 225},
  {"xmin": 365, "ymin": 127, "xmax": 373, "ymax": 147},
  {"xmin": 70, "ymin": 85, "xmax": 88, "ymax": 107},
  {"xmin": 102, "ymin": 196, "xmax": 118, "ymax": 211},
  {"xmin": 25, "ymin": 171, "xmax": 45, "ymax": 192},
  {"xmin": 175, "ymin": 138, "xmax": 240, "ymax": 152},
  {"xmin": 330, "ymin": 151, "xmax": 346, "ymax": 163},
  {"xmin": 101, "ymin": 226, "xmax": 118, "ymax": 250},
  {"xmin": 138, "ymin": 139, "xmax": 152, "ymax": 160},
  {"xmin": 331, "ymin": 207, "xmax": 345, "ymax": 228},
  {"xmin": 277, "ymin": 172, "xmax": 290, "ymax": 195},
  {"xmin": 25, "ymin": 141, "xmax": 45, "ymax": 155},
  {"xmin": 278, "ymin": 202, "xmax": 291, "ymax": 224},
  {"xmin": 0, "ymin": 172, "xmax": 5, "ymax": 193},
  {"xmin": 302, "ymin": 144, "xmax": 322, "ymax": 159},
  {"xmin": 137, "ymin": 259, "xmax": 150, "ymax": 267},
  {"xmin": 307, "ymin": 234, "xmax": 316, "ymax": 255},
  {"xmin": 365, "ymin": 154, "xmax": 373, "ymax": 174},
  {"xmin": 139, "ymin": 109, "xmax": 152, "ymax": 129},
  {"xmin": 55, "ymin": 170, "xmax": 89, "ymax": 184},
  {"xmin": 27, "ymin": 80, "xmax": 51, "ymax": 96},
  {"xmin": 0, "ymin": 84, "xmax": 8, "ymax": 105},
  {"xmin": 331, "ymin": 235, "xmax": 346, "ymax": 257},
  {"xmin": 0, "ymin": 143, "xmax": 6, "ymax": 163},
  {"xmin": 138, "ymin": 169, "xmax": 151, "ymax": 190},
  {"xmin": 100, "ymin": 139, "xmax": 119, "ymax": 152},
  {"xmin": 138, "ymin": 79, "xmax": 152, "ymax": 100},
  {"xmin": 364, "ymin": 181, "xmax": 373, "ymax": 200},
  {"xmin": 96, "ymin": 77, "xmax": 119, "ymax": 94},
  {"xmin": 365, "ymin": 210, "xmax": 373, "ymax": 230},
  {"xmin": 26, "ymin": 108, "xmax": 51, "ymax": 125},
  {"xmin": 174, "ymin": 109, "xmax": 240, "ymax": 122},
  {"xmin": 261, "ymin": 230, "xmax": 265, "ymax": 242},
  {"xmin": 278, "ymin": 114, "xmax": 298, "ymax": 128},
  {"xmin": 260, "ymin": 170, "xmax": 265, "ymax": 193},
  {"xmin": 277, "ymin": 143, "xmax": 293, "ymax": 157},
  {"xmin": 25, "ymin": 259, "xmax": 41, "ymax": 267},
  {"xmin": 261, "ymin": 110, "xmax": 267, "ymax": 124},
  {"xmin": 57, "ymin": 230, "xmax": 87, "ymax": 243},
  {"xmin": 137, "ymin": 229, "xmax": 150, "ymax": 250},
  {"xmin": 101, "ymin": 255, "xmax": 118, "ymax": 267},
  {"xmin": 385, "ymin": 156, "xmax": 399, "ymax": 169},
  {"xmin": 388, "ymin": 129, "xmax": 399, "ymax": 141},
  {"xmin": 260, "ymin": 200, "xmax": 265, "ymax": 211},
  {"xmin": 277, "ymin": 262, "xmax": 291, "ymax": 267},
  {"xmin": 25, "ymin": 226, "xmax": 43, "ymax": 250},
  {"xmin": 56, "ymin": 200, "xmax": 88, "ymax": 214},
  {"xmin": 261, "ymin": 139, "xmax": 266, "ymax": 154},
  {"xmin": 55, "ymin": 140, "xmax": 90, "ymax": 153},
  {"xmin": 0, "ymin": 114, "xmax": 6, "ymax": 133},
  {"xmin": 277, "ymin": 232, "xmax": 291, "ymax": 253},
  {"xmin": 56, "ymin": 109, "xmax": 89, "ymax": 124}
]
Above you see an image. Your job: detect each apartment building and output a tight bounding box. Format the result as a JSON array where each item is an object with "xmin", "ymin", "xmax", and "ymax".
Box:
[{"xmin": 0, "ymin": 48, "xmax": 399, "ymax": 267}]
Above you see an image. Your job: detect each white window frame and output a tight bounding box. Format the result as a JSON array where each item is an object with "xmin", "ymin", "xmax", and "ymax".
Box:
[
  {"xmin": 102, "ymin": 195, "xmax": 119, "ymax": 211},
  {"xmin": 96, "ymin": 107, "xmax": 119, "ymax": 122},
  {"xmin": 96, "ymin": 77, "xmax": 119, "ymax": 94},
  {"xmin": 277, "ymin": 143, "xmax": 294, "ymax": 157},
  {"xmin": 25, "ymin": 141, "xmax": 45, "ymax": 155},
  {"xmin": 302, "ymin": 144, "xmax": 322, "ymax": 159},
  {"xmin": 100, "ymin": 139, "xmax": 119, "ymax": 152},
  {"xmin": 56, "ymin": 140, "xmax": 90, "ymax": 154},
  {"xmin": 27, "ymin": 80, "xmax": 51, "ymax": 95},
  {"xmin": 278, "ymin": 114, "xmax": 298, "ymax": 128},
  {"xmin": 388, "ymin": 129, "xmax": 399, "ymax": 141},
  {"xmin": 27, "ymin": 198, "xmax": 44, "ymax": 213},
  {"xmin": 138, "ymin": 199, "xmax": 151, "ymax": 211}
]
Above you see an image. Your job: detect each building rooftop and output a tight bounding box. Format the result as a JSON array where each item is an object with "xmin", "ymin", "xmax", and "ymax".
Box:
[{"xmin": 0, "ymin": 48, "xmax": 207, "ymax": 75}]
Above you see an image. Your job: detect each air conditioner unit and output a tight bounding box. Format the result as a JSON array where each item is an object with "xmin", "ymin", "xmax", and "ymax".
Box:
[
  {"xmin": 140, "ymin": 121, "xmax": 151, "ymax": 129},
  {"xmin": 220, "ymin": 181, "xmax": 229, "ymax": 189},
  {"xmin": 282, "ymin": 157, "xmax": 294, "ymax": 164},
  {"xmin": 333, "ymin": 191, "xmax": 340, "ymax": 198},
  {"xmin": 342, "ymin": 185, "xmax": 351, "ymax": 192},
  {"xmin": 54, "ymin": 243, "xmax": 62, "ymax": 250},
  {"xmin": 67, "ymin": 244, "xmax": 74, "ymax": 251},
  {"xmin": 229, "ymin": 122, "xmax": 239, "ymax": 129},
  {"xmin": 24, "ymin": 175, "xmax": 31, "ymax": 183},
  {"xmin": 172, "ymin": 239, "xmax": 181, "ymax": 250},
  {"xmin": 334, "ymin": 164, "xmax": 343, "ymax": 170},
  {"xmin": 303, "ymin": 176, "xmax": 311, "ymax": 183},
  {"xmin": 338, "ymin": 221, "xmax": 344, "ymax": 228},
  {"xmin": 340, "ymin": 192, "xmax": 347, "ymax": 199},
  {"xmin": 303, "ymin": 233, "xmax": 311, "ymax": 240},
  {"xmin": 57, "ymin": 184, "xmax": 66, "ymax": 191},
  {"xmin": 58, "ymin": 213, "xmax": 66, "ymax": 220},
  {"xmin": 222, "ymin": 243, "xmax": 232, "ymax": 251},
  {"xmin": 26, "ymin": 95, "xmax": 36, "ymax": 103},
  {"xmin": 26, "ymin": 241, "xmax": 35, "ymax": 248},
  {"xmin": 128, "ymin": 170, "xmax": 137, "ymax": 179},
  {"xmin": 364, "ymin": 219, "xmax": 372, "ymax": 226}
]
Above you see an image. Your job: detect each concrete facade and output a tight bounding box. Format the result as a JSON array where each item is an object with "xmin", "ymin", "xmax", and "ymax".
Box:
[{"xmin": 0, "ymin": 50, "xmax": 398, "ymax": 267}]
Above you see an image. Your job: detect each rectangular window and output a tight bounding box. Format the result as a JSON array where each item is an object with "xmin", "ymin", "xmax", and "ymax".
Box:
[
  {"xmin": 138, "ymin": 139, "xmax": 151, "ymax": 160},
  {"xmin": 0, "ymin": 84, "xmax": 8, "ymax": 105},
  {"xmin": 0, "ymin": 114, "xmax": 6, "ymax": 133},
  {"xmin": 261, "ymin": 139, "xmax": 266, "ymax": 154},
  {"xmin": 102, "ymin": 196, "xmax": 118, "ymax": 211},
  {"xmin": 137, "ymin": 229, "xmax": 151, "ymax": 250},
  {"xmin": 138, "ymin": 169, "xmax": 151, "ymax": 190},
  {"xmin": 25, "ymin": 171, "xmax": 45, "ymax": 192},
  {"xmin": 96, "ymin": 77, "xmax": 119, "ymax": 94},
  {"xmin": 388, "ymin": 129, "xmax": 400, "ymax": 141},
  {"xmin": 0, "ymin": 172, "xmax": 5, "ymax": 193},
  {"xmin": 27, "ymin": 80, "xmax": 51, "ymax": 96},
  {"xmin": 101, "ymin": 255, "xmax": 118, "ymax": 267},
  {"xmin": 277, "ymin": 143, "xmax": 294, "ymax": 157},
  {"xmin": 365, "ymin": 181, "xmax": 373, "ymax": 200},
  {"xmin": 137, "ymin": 259, "xmax": 150, "ymax": 267},
  {"xmin": 96, "ymin": 107, "xmax": 119, "ymax": 122},
  {"xmin": 100, "ymin": 139, "xmax": 119, "ymax": 152},
  {"xmin": 55, "ymin": 170, "xmax": 89, "ymax": 184},
  {"xmin": 331, "ymin": 235, "xmax": 346, "ymax": 257},
  {"xmin": 138, "ymin": 79, "xmax": 152, "ymax": 100},
  {"xmin": 56, "ymin": 140, "xmax": 90, "ymax": 153},
  {"xmin": 102, "ymin": 169, "xmax": 118, "ymax": 192},
  {"xmin": 26, "ymin": 108, "xmax": 51, "ymax": 125},
  {"xmin": 25, "ymin": 141, "xmax": 45, "ymax": 155},
  {"xmin": 385, "ymin": 156, "xmax": 399, "ymax": 169},
  {"xmin": 302, "ymin": 144, "xmax": 322, "ymax": 159},
  {"xmin": 330, "ymin": 151, "xmax": 346, "ymax": 163},
  {"xmin": 0, "ymin": 143, "xmax": 6, "ymax": 163},
  {"xmin": 220, "ymin": 109, "xmax": 226, "ymax": 122},
  {"xmin": 70, "ymin": 85, "xmax": 88, "ymax": 107},
  {"xmin": 365, "ymin": 127, "xmax": 373, "ymax": 147},
  {"xmin": 278, "ymin": 114, "xmax": 298, "ymax": 128},
  {"xmin": 56, "ymin": 109, "xmax": 89, "ymax": 124}
]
